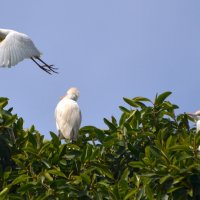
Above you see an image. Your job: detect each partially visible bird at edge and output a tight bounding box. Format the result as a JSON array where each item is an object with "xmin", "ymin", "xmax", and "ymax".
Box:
[
  {"xmin": 55, "ymin": 88, "xmax": 81, "ymax": 142},
  {"xmin": 0, "ymin": 28, "xmax": 58, "ymax": 74},
  {"xmin": 188, "ymin": 110, "xmax": 200, "ymax": 133},
  {"xmin": 188, "ymin": 110, "xmax": 200, "ymax": 151}
]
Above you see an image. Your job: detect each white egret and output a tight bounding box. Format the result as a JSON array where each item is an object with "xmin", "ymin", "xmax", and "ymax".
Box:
[
  {"xmin": 0, "ymin": 29, "xmax": 57, "ymax": 74},
  {"xmin": 55, "ymin": 88, "xmax": 81, "ymax": 142},
  {"xmin": 188, "ymin": 110, "xmax": 200, "ymax": 132},
  {"xmin": 188, "ymin": 110, "xmax": 200, "ymax": 151}
]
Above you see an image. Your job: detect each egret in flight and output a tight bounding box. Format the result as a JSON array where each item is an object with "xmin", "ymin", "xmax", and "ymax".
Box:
[
  {"xmin": 55, "ymin": 88, "xmax": 81, "ymax": 142},
  {"xmin": 0, "ymin": 29, "xmax": 57, "ymax": 74}
]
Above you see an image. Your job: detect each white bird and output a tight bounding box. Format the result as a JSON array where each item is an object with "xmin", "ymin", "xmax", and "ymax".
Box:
[
  {"xmin": 188, "ymin": 110, "xmax": 200, "ymax": 151},
  {"xmin": 55, "ymin": 87, "xmax": 81, "ymax": 142},
  {"xmin": 188, "ymin": 110, "xmax": 200, "ymax": 132},
  {"xmin": 0, "ymin": 28, "xmax": 57, "ymax": 74}
]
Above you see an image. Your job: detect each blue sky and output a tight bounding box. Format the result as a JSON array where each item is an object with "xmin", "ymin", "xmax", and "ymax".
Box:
[{"xmin": 1, "ymin": 1, "xmax": 200, "ymax": 138}]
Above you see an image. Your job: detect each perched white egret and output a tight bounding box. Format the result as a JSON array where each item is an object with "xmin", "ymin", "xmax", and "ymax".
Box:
[
  {"xmin": 0, "ymin": 28, "xmax": 57, "ymax": 74},
  {"xmin": 55, "ymin": 88, "xmax": 81, "ymax": 142},
  {"xmin": 188, "ymin": 110, "xmax": 200, "ymax": 151},
  {"xmin": 188, "ymin": 110, "xmax": 200, "ymax": 132}
]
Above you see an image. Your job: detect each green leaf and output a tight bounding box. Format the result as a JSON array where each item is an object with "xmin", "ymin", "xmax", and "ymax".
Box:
[
  {"xmin": 79, "ymin": 125, "xmax": 96, "ymax": 132},
  {"xmin": 3, "ymin": 167, "xmax": 12, "ymax": 179},
  {"xmin": 16, "ymin": 117, "xmax": 24, "ymax": 130},
  {"xmin": 3, "ymin": 114, "xmax": 17, "ymax": 127},
  {"xmin": 118, "ymin": 179, "xmax": 129, "ymax": 198},
  {"xmin": 166, "ymin": 135, "xmax": 173, "ymax": 148},
  {"xmin": 124, "ymin": 189, "xmax": 137, "ymax": 200},
  {"xmin": 80, "ymin": 173, "xmax": 91, "ymax": 185},
  {"xmin": 119, "ymin": 106, "xmax": 130, "ymax": 113},
  {"xmin": 44, "ymin": 172, "xmax": 53, "ymax": 181},
  {"xmin": 67, "ymin": 143, "xmax": 80, "ymax": 151},
  {"xmin": 149, "ymin": 146, "xmax": 161, "ymax": 158},
  {"xmin": 168, "ymin": 145, "xmax": 189, "ymax": 152},
  {"xmin": 72, "ymin": 175, "xmax": 82, "ymax": 185},
  {"xmin": 129, "ymin": 161, "xmax": 144, "ymax": 169},
  {"xmin": 103, "ymin": 118, "xmax": 117, "ymax": 131},
  {"xmin": 22, "ymin": 146, "xmax": 37, "ymax": 155},
  {"xmin": 12, "ymin": 174, "xmax": 30, "ymax": 185},
  {"xmin": 48, "ymin": 168, "xmax": 66, "ymax": 178},
  {"xmin": 92, "ymin": 163, "xmax": 114, "ymax": 180},
  {"xmin": 0, "ymin": 187, "xmax": 9, "ymax": 200},
  {"xmin": 133, "ymin": 96, "xmax": 151, "ymax": 102},
  {"xmin": 154, "ymin": 91, "xmax": 172, "ymax": 105},
  {"xmin": 111, "ymin": 116, "xmax": 118, "ymax": 126},
  {"xmin": 17, "ymin": 182, "xmax": 37, "ymax": 194},
  {"xmin": 28, "ymin": 132, "xmax": 37, "ymax": 147},
  {"xmin": 95, "ymin": 128, "xmax": 105, "ymax": 142},
  {"xmin": 159, "ymin": 175, "xmax": 172, "ymax": 184},
  {"xmin": 0, "ymin": 97, "xmax": 8, "ymax": 109},
  {"xmin": 41, "ymin": 159, "xmax": 51, "ymax": 168},
  {"xmin": 145, "ymin": 184, "xmax": 154, "ymax": 200},
  {"xmin": 167, "ymin": 186, "xmax": 183, "ymax": 193},
  {"xmin": 123, "ymin": 97, "xmax": 146, "ymax": 108},
  {"xmin": 50, "ymin": 131, "xmax": 61, "ymax": 147},
  {"xmin": 38, "ymin": 142, "xmax": 50, "ymax": 155},
  {"xmin": 81, "ymin": 144, "xmax": 93, "ymax": 163},
  {"xmin": 120, "ymin": 168, "xmax": 129, "ymax": 181}
]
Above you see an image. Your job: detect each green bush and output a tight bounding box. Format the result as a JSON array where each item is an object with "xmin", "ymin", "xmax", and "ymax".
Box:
[{"xmin": 0, "ymin": 92, "xmax": 200, "ymax": 200}]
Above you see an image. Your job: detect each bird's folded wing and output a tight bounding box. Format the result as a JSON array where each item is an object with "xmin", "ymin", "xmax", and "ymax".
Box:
[{"xmin": 55, "ymin": 101, "xmax": 81, "ymax": 138}]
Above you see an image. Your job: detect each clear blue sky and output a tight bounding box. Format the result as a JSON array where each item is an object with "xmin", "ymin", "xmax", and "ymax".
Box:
[{"xmin": 1, "ymin": 1, "xmax": 200, "ymax": 138}]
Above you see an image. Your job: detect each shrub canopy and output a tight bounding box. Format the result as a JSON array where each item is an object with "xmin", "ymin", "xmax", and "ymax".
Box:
[{"xmin": 0, "ymin": 92, "xmax": 200, "ymax": 200}]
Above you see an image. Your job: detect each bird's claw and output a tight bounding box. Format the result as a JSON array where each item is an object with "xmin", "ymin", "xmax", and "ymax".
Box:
[
  {"xmin": 32, "ymin": 57, "xmax": 58, "ymax": 75},
  {"xmin": 41, "ymin": 64, "xmax": 58, "ymax": 74}
]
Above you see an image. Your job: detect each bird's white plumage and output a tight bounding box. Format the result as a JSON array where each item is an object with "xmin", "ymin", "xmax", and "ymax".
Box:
[
  {"xmin": 55, "ymin": 88, "xmax": 81, "ymax": 141},
  {"xmin": 188, "ymin": 110, "xmax": 200, "ymax": 132},
  {"xmin": 0, "ymin": 29, "xmax": 41, "ymax": 67},
  {"xmin": 0, "ymin": 28, "xmax": 57, "ymax": 74},
  {"xmin": 188, "ymin": 110, "xmax": 200, "ymax": 151}
]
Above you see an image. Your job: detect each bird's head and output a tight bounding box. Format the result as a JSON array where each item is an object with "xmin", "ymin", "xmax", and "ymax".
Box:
[
  {"xmin": 66, "ymin": 87, "xmax": 80, "ymax": 101},
  {"xmin": 188, "ymin": 110, "xmax": 200, "ymax": 121}
]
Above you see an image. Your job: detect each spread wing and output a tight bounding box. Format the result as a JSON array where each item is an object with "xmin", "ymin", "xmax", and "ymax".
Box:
[
  {"xmin": 55, "ymin": 99, "xmax": 81, "ymax": 140},
  {"xmin": 0, "ymin": 31, "xmax": 41, "ymax": 67}
]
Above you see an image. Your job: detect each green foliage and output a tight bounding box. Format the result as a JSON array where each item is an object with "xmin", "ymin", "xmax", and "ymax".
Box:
[{"xmin": 0, "ymin": 92, "xmax": 200, "ymax": 199}]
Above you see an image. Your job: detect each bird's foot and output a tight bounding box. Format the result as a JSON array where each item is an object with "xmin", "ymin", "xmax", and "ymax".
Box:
[{"xmin": 41, "ymin": 64, "xmax": 58, "ymax": 74}]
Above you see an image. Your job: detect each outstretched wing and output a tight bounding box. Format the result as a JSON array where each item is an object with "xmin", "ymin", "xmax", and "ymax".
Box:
[{"xmin": 0, "ymin": 31, "xmax": 41, "ymax": 67}]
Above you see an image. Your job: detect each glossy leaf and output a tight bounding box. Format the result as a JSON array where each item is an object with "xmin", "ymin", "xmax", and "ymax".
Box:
[{"xmin": 154, "ymin": 91, "xmax": 172, "ymax": 105}]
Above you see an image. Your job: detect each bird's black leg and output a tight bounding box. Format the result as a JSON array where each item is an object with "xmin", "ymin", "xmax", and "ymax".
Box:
[
  {"xmin": 31, "ymin": 57, "xmax": 58, "ymax": 74},
  {"xmin": 36, "ymin": 57, "xmax": 58, "ymax": 74},
  {"xmin": 31, "ymin": 58, "xmax": 52, "ymax": 74}
]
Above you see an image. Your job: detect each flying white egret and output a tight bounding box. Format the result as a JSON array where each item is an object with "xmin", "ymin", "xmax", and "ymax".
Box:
[
  {"xmin": 0, "ymin": 29, "xmax": 57, "ymax": 74},
  {"xmin": 55, "ymin": 88, "xmax": 81, "ymax": 142}
]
